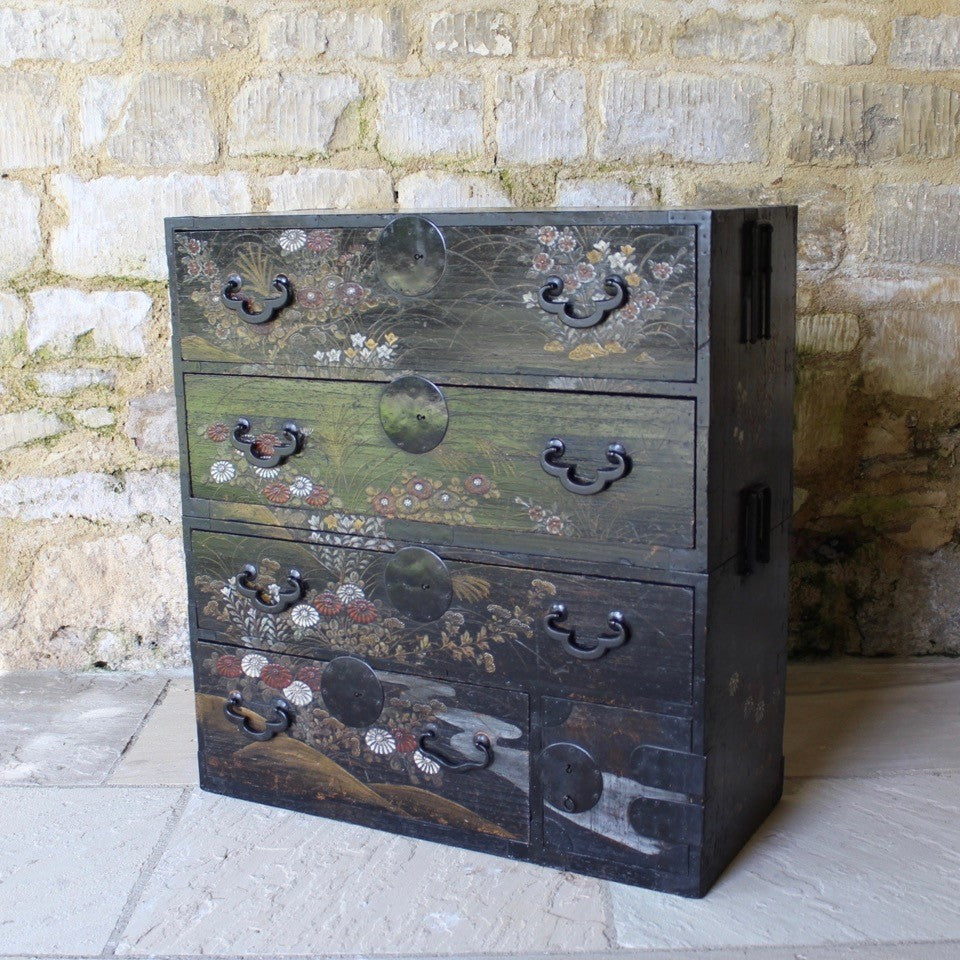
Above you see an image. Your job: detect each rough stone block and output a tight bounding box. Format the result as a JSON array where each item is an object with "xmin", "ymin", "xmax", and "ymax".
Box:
[
  {"xmin": 0, "ymin": 409, "xmax": 64, "ymax": 451},
  {"xmin": 0, "ymin": 290, "xmax": 25, "ymax": 342},
  {"xmin": 50, "ymin": 173, "xmax": 251, "ymax": 279},
  {"xmin": 379, "ymin": 76, "xmax": 483, "ymax": 160},
  {"xmin": 73, "ymin": 406, "xmax": 115, "ymax": 428},
  {"xmin": 397, "ymin": 172, "xmax": 511, "ymax": 209},
  {"xmin": 556, "ymin": 178, "xmax": 655, "ymax": 207},
  {"xmin": 495, "ymin": 68, "xmax": 586, "ymax": 163},
  {"xmin": 868, "ymin": 184, "xmax": 960, "ymax": 266},
  {"xmin": 261, "ymin": 8, "xmax": 407, "ymax": 60},
  {"xmin": 890, "ymin": 16, "xmax": 960, "ymax": 71},
  {"xmin": 796, "ymin": 314, "xmax": 860, "ymax": 355},
  {"xmin": 27, "ymin": 289, "xmax": 152, "ymax": 356},
  {"xmin": 792, "ymin": 83, "xmax": 959, "ymax": 163},
  {"xmin": 795, "ymin": 367, "xmax": 849, "ymax": 473},
  {"xmin": 428, "ymin": 10, "xmax": 514, "ymax": 58},
  {"xmin": 33, "ymin": 367, "xmax": 117, "ymax": 396},
  {"xmin": 0, "ymin": 5, "xmax": 124, "ymax": 65},
  {"xmin": 0, "ymin": 181, "xmax": 40, "ymax": 279},
  {"xmin": 144, "ymin": 6, "xmax": 249, "ymax": 60},
  {"xmin": 805, "ymin": 15, "xmax": 876, "ymax": 65},
  {"xmin": 264, "ymin": 168, "xmax": 393, "ymax": 211},
  {"xmin": 674, "ymin": 11, "xmax": 793, "ymax": 61},
  {"xmin": 0, "ymin": 69, "xmax": 69, "ymax": 169},
  {"xmin": 530, "ymin": 7, "xmax": 659, "ymax": 58},
  {"xmin": 125, "ymin": 392, "xmax": 178, "ymax": 459},
  {"xmin": 598, "ymin": 72, "xmax": 770, "ymax": 164},
  {"xmin": 229, "ymin": 73, "xmax": 361, "ymax": 157}
]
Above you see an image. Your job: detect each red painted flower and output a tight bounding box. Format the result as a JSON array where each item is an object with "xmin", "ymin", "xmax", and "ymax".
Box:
[
  {"xmin": 347, "ymin": 598, "xmax": 378, "ymax": 624},
  {"xmin": 528, "ymin": 505, "xmax": 545, "ymax": 522},
  {"xmin": 651, "ymin": 261, "xmax": 673, "ymax": 281},
  {"xmin": 393, "ymin": 730, "xmax": 417, "ymax": 753},
  {"xmin": 532, "ymin": 252, "xmax": 554, "ymax": 273},
  {"xmin": 215, "ymin": 654, "xmax": 243, "ymax": 678},
  {"xmin": 466, "ymin": 474, "xmax": 491, "ymax": 495},
  {"xmin": 297, "ymin": 288, "xmax": 325, "ymax": 309},
  {"xmin": 306, "ymin": 486, "xmax": 331, "ymax": 508},
  {"xmin": 264, "ymin": 482, "xmax": 291, "ymax": 504},
  {"xmin": 372, "ymin": 493, "xmax": 396, "ymax": 516},
  {"xmin": 186, "ymin": 238, "xmax": 202, "ymax": 255},
  {"xmin": 260, "ymin": 664, "xmax": 293, "ymax": 689},
  {"xmin": 252, "ymin": 433, "xmax": 279, "ymax": 457},
  {"xmin": 206, "ymin": 422, "xmax": 229, "ymax": 442},
  {"xmin": 203, "ymin": 262, "xmax": 217, "ymax": 278},
  {"xmin": 313, "ymin": 591, "xmax": 344, "ymax": 616},
  {"xmin": 545, "ymin": 516, "xmax": 565, "ymax": 535},
  {"xmin": 186, "ymin": 260, "xmax": 201, "ymax": 277},
  {"xmin": 406, "ymin": 478, "xmax": 433, "ymax": 500},
  {"xmin": 307, "ymin": 229, "xmax": 334, "ymax": 253},
  {"xmin": 298, "ymin": 665, "xmax": 324, "ymax": 691},
  {"xmin": 335, "ymin": 281, "xmax": 364, "ymax": 305}
]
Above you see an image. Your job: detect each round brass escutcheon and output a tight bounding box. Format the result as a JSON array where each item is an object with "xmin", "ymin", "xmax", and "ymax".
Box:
[
  {"xmin": 537, "ymin": 742, "xmax": 604, "ymax": 814},
  {"xmin": 319, "ymin": 656, "xmax": 384, "ymax": 727},
  {"xmin": 384, "ymin": 547, "xmax": 453, "ymax": 622},
  {"xmin": 377, "ymin": 216, "xmax": 446, "ymax": 296},
  {"xmin": 379, "ymin": 376, "xmax": 448, "ymax": 454}
]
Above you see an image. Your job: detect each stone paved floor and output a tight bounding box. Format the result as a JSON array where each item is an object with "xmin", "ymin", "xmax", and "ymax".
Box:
[{"xmin": 1, "ymin": 660, "xmax": 959, "ymax": 959}]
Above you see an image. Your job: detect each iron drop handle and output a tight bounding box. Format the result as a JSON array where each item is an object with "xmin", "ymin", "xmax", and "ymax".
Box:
[
  {"xmin": 224, "ymin": 691, "xmax": 292, "ymax": 741},
  {"xmin": 537, "ymin": 274, "xmax": 627, "ymax": 329},
  {"xmin": 540, "ymin": 438, "xmax": 628, "ymax": 495},
  {"xmin": 417, "ymin": 725, "xmax": 493, "ymax": 772},
  {"xmin": 221, "ymin": 274, "xmax": 291, "ymax": 325},
  {"xmin": 236, "ymin": 564, "xmax": 303, "ymax": 614},
  {"xmin": 545, "ymin": 603, "xmax": 628, "ymax": 660},
  {"xmin": 232, "ymin": 417, "xmax": 301, "ymax": 468}
]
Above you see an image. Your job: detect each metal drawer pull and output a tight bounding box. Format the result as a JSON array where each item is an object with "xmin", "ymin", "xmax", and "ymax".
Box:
[
  {"xmin": 537, "ymin": 274, "xmax": 627, "ymax": 329},
  {"xmin": 224, "ymin": 691, "xmax": 292, "ymax": 741},
  {"xmin": 236, "ymin": 564, "xmax": 303, "ymax": 613},
  {"xmin": 540, "ymin": 438, "xmax": 628, "ymax": 495},
  {"xmin": 417, "ymin": 725, "xmax": 493, "ymax": 772},
  {"xmin": 545, "ymin": 603, "xmax": 628, "ymax": 660},
  {"xmin": 232, "ymin": 417, "xmax": 301, "ymax": 467},
  {"xmin": 221, "ymin": 273, "xmax": 291, "ymax": 325}
]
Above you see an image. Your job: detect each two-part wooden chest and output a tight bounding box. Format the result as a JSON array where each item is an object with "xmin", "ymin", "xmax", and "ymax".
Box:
[{"xmin": 166, "ymin": 208, "xmax": 796, "ymax": 897}]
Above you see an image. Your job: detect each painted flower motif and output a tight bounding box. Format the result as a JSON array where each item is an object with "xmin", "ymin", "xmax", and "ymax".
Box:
[
  {"xmin": 545, "ymin": 516, "xmax": 565, "ymax": 535},
  {"xmin": 206, "ymin": 423, "xmax": 229, "ymax": 442},
  {"xmin": 253, "ymin": 465, "xmax": 282, "ymax": 479},
  {"xmin": 575, "ymin": 261, "xmax": 597, "ymax": 283},
  {"xmin": 210, "ymin": 460, "xmax": 236, "ymax": 484},
  {"xmin": 298, "ymin": 665, "xmax": 324, "ymax": 691},
  {"xmin": 278, "ymin": 228, "xmax": 307, "ymax": 252},
  {"xmin": 537, "ymin": 225, "xmax": 559, "ymax": 247},
  {"xmin": 186, "ymin": 261, "xmax": 201, "ymax": 277},
  {"xmin": 290, "ymin": 603, "xmax": 320, "ymax": 628},
  {"xmin": 186, "ymin": 238, "xmax": 202, "ymax": 255},
  {"xmin": 305, "ymin": 487, "xmax": 330, "ymax": 508},
  {"xmin": 397, "ymin": 493, "xmax": 418, "ymax": 514},
  {"xmin": 373, "ymin": 492, "xmax": 396, "ymax": 516},
  {"xmin": 413, "ymin": 749, "xmax": 441, "ymax": 775},
  {"xmin": 313, "ymin": 591, "xmax": 344, "ymax": 616},
  {"xmin": 651, "ymin": 261, "xmax": 673, "ymax": 280},
  {"xmin": 297, "ymin": 288, "xmax": 325, "ymax": 309},
  {"xmin": 365, "ymin": 727, "xmax": 396, "ymax": 755},
  {"xmin": 260, "ymin": 663, "xmax": 293, "ymax": 689},
  {"xmin": 283, "ymin": 680, "xmax": 313, "ymax": 707},
  {"xmin": 335, "ymin": 281, "xmax": 364, "ymax": 305},
  {"xmin": 307, "ymin": 229, "xmax": 334, "ymax": 253},
  {"xmin": 466, "ymin": 474, "xmax": 491, "ymax": 495},
  {"xmin": 557, "ymin": 229, "xmax": 577, "ymax": 253},
  {"xmin": 528, "ymin": 505, "xmax": 546, "ymax": 522},
  {"xmin": 532, "ymin": 252, "xmax": 554, "ymax": 273},
  {"xmin": 434, "ymin": 490, "xmax": 459, "ymax": 509},
  {"xmin": 619, "ymin": 301, "xmax": 641, "ymax": 321},
  {"xmin": 336, "ymin": 582, "xmax": 365, "ymax": 603},
  {"xmin": 264, "ymin": 482, "xmax": 292, "ymax": 505},
  {"xmin": 347, "ymin": 598, "xmax": 378, "ymax": 624},
  {"xmin": 290, "ymin": 476, "xmax": 314, "ymax": 498},
  {"xmin": 406, "ymin": 478, "xmax": 433, "ymax": 500},
  {"xmin": 639, "ymin": 290, "xmax": 660, "ymax": 309},
  {"xmin": 252, "ymin": 433, "xmax": 279, "ymax": 457},
  {"xmin": 215, "ymin": 654, "xmax": 243, "ymax": 678},
  {"xmin": 393, "ymin": 730, "xmax": 417, "ymax": 753},
  {"xmin": 607, "ymin": 251, "xmax": 636, "ymax": 272},
  {"xmin": 241, "ymin": 653, "xmax": 268, "ymax": 677}
]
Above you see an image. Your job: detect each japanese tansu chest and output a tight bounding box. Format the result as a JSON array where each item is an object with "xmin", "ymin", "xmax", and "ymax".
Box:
[{"xmin": 167, "ymin": 208, "xmax": 796, "ymax": 897}]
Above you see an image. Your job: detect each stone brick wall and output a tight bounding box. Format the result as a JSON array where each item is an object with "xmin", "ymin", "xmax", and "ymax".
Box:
[{"xmin": 1, "ymin": 0, "xmax": 958, "ymax": 669}]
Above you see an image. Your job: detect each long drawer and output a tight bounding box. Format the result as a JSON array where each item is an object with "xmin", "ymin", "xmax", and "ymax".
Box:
[
  {"xmin": 172, "ymin": 217, "xmax": 697, "ymax": 385},
  {"xmin": 189, "ymin": 526, "xmax": 696, "ymax": 708},
  {"xmin": 183, "ymin": 374, "xmax": 697, "ymax": 559}
]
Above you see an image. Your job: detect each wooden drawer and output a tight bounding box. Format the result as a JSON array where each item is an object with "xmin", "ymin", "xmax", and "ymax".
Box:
[
  {"xmin": 537, "ymin": 698, "xmax": 702, "ymax": 877},
  {"xmin": 194, "ymin": 639, "xmax": 531, "ymax": 845},
  {"xmin": 183, "ymin": 374, "xmax": 696, "ymax": 558},
  {"xmin": 189, "ymin": 526, "xmax": 695, "ymax": 707},
  {"xmin": 172, "ymin": 216, "xmax": 697, "ymax": 387}
]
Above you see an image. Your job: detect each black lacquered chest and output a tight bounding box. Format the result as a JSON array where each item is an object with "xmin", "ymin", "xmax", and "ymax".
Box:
[{"xmin": 166, "ymin": 208, "xmax": 796, "ymax": 897}]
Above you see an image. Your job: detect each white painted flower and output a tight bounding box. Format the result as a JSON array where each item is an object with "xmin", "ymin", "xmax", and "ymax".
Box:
[
  {"xmin": 253, "ymin": 465, "xmax": 281, "ymax": 479},
  {"xmin": 522, "ymin": 291, "xmax": 537, "ymax": 309},
  {"xmin": 283, "ymin": 680, "xmax": 313, "ymax": 707},
  {"xmin": 593, "ymin": 239, "xmax": 610, "ymax": 254},
  {"xmin": 607, "ymin": 251, "xmax": 636, "ymax": 272},
  {"xmin": 360, "ymin": 347, "xmax": 373, "ymax": 360},
  {"xmin": 537, "ymin": 225, "xmax": 559, "ymax": 247},
  {"xmin": 290, "ymin": 603, "xmax": 320, "ymax": 628},
  {"xmin": 241, "ymin": 653, "xmax": 268, "ymax": 678},
  {"xmin": 210, "ymin": 460, "xmax": 236, "ymax": 483},
  {"xmin": 335, "ymin": 582, "xmax": 365, "ymax": 603},
  {"xmin": 375, "ymin": 344, "xmax": 393, "ymax": 360},
  {"xmin": 350, "ymin": 332, "xmax": 366, "ymax": 348},
  {"xmin": 413, "ymin": 749, "xmax": 440, "ymax": 774},
  {"xmin": 278, "ymin": 228, "xmax": 306, "ymax": 252},
  {"xmin": 326, "ymin": 349, "xmax": 341, "ymax": 362},
  {"xmin": 290, "ymin": 476, "xmax": 314, "ymax": 497},
  {"xmin": 365, "ymin": 727, "xmax": 396, "ymax": 755}
]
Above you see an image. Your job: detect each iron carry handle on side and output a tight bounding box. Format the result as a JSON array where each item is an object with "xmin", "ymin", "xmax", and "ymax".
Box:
[
  {"xmin": 232, "ymin": 418, "xmax": 301, "ymax": 468},
  {"xmin": 537, "ymin": 274, "xmax": 628, "ymax": 329},
  {"xmin": 545, "ymin": 603, "xmax": 629, "ymax": 660},
  {"xmin": 221, "ymin": 273, "xmax": 292, "ymax": 325},
  {"xmin": 417, "ymin": 725, "xmax": 494, "ymax": 772},
  {"xmin": 540, "ymin": 438, "xmax": 628, "ymax": 495},
  {"xmin": 223, "ymin": 691, "xmax": 293, "ymax": 742},
  {"xmin": 236, "ymin": 564, "xmax": 304, "ymax": 614}
]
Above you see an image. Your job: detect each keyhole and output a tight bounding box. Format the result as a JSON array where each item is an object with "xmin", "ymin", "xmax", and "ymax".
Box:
[
  {"xmin": 414, "ymin": 252, "xmax": 424, "ymax": 261},
  {"xmin": 562, "ymin": 795, "xmax": 576, "ymax": 812},
  {"xmin": 565, "ymin": 763, "xmax": 573, "ymax": 774},
  {"xmin": 353, "ymin": 690, "xmax": 362, "ymax": 698},
  {"xmin": 422, "ymin": 582, "xmax": 431, "ymax": 590},
  {"xmin": 416, "ymin": 413, "xmax": 426, "ymax": 421}
]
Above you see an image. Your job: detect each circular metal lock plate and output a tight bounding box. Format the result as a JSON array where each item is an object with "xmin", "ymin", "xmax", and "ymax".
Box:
[
  {"xmin": 384, "ymin": 547, "xmax": 453, "ymax": 622},
  {"xmin": 319, "ymin": 656, "xmax": 384, "ymax": 728},
  {"xmin": 377, "ymin": 216, "xmax": 446, "ymax": 296},
  {"xmin": 537, "ymin": 742, "xmax": 604, "ymax": 814},
  {"xmin": 379, "ymin": 376, "xmax": 448, "ymax": 454}
]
